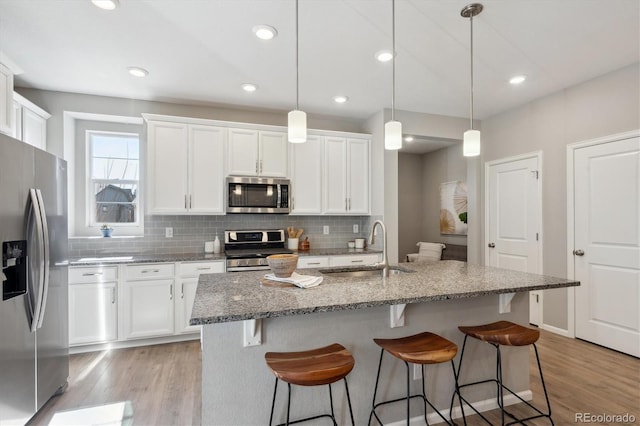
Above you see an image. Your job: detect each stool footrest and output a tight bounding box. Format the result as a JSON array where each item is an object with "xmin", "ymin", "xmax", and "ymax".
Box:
[
  {"xmin": 272, "ymin": 413, "xmax": 336, "ymax": 426},
  {"xmin": 371, "ymin": 393, "xmax": 456, "ymax": 426}
]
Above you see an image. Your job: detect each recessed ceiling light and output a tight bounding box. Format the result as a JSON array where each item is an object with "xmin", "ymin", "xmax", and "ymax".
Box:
[
  {"xmin": 333, "ymin": 95, "xmax": 348, "ymax": 104},
  {"xmin": 252, "ymin": 25, "xmax": 278, "ymax": 40},
  {"xmin": 241, "ymin": 83, "xmax": 258, "ymax": 92},
  {"xmin": 375, "ymin": 50, "xmax": 394, "ymax": 63},
  {"xmin": 127, "ymin": 67, "xmax": 148, "ymax": 78},
  {"xmin": 91, "ymin": 0, "xmax": 119, "ymax": 10},
  {"xmin": 509, "ymin": 75, "xmax": 527, "ymax": 85},
  {"xmin": 404, "ymin": 136, "xmax": 414, "ymax": 142}
]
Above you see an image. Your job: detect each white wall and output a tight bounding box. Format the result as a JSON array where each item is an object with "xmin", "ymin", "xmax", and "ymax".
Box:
[
  {"xmin": 480, "ymin": 63, "xmax": 640, "ymax": 331},
  {"xmin": 397, "ymin": 153, "xmax": 424, "ymax": 261}
]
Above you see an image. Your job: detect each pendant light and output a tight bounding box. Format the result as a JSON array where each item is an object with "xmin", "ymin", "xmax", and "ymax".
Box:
[
  {"xmin": 461, "ymin": 3, "xmax": 483, "ymax": 157},
  {"xmin": 384, "ymin": 0, "xmax": 402, "ymax": 150},
  {"xmin": 288, "ymin": 0, "xmax": 306, "ymax": 143}
]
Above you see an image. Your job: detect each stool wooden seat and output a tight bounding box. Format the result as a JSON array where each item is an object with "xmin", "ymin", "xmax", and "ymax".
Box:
[
  {"xmin": 458, "ymin": 320, "xmax": 540, "ymax": 347},
  {"xmin": 369, "ymin": 332, "xmax": 461, "ymax": 426},
  {"xmin": 265, "ymin": 343, "xmax": 355, "ymax": 426},
  {"xmin": 374, "ymin": 331, "xmax": 458, "ymax": 364},
  {"xmin": 452, "ymin": 321, "xmax": 553, "ymax": 426}
]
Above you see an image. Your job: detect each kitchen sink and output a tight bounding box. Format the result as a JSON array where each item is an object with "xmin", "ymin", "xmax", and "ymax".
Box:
[{"xmin": 319, "ymin": 266, "xmax": 414, "ymax": 278}]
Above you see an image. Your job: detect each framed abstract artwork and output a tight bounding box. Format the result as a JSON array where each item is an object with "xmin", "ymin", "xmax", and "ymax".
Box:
[{"xmin": 440, "ymin": 181, "xmax": 468, "ymax": 235}]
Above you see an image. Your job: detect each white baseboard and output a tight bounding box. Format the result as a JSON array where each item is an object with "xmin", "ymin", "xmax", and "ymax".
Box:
[
  {"xmin": 69, "ymin": 333, "xmax": 200, "ymax": 354},
  {"xmin": 541, "ymin": 323, "xmax": 572, "ymax": 338},
  {"xmin": 385, "ymin": 390, "xmax": 533, "ymax": 426}
]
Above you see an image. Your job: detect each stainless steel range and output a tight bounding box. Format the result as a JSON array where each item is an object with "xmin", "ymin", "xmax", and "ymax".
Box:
[{"xmin": 225, "ymin": 229, "xmax": 293, "ymax": 272}]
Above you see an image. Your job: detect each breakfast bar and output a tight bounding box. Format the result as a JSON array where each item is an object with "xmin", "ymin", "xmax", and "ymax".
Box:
[{"xmin": 191, "ymin": 261, "xmax": 579, "ymax": 425}]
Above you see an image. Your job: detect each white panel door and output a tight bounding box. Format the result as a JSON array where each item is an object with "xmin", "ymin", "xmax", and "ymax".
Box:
[
  {"xmin": 69, "ymin": 283, "xmax": 117, "ymax": 345},
  {"xmin": 486, "ymin": 155, "xmax": 542, "ymax": 324},
  {"xmin": 22, "ymin": 107, "xmax": 47, "ymax": 150},
  {"xmin": 347, "ymin": 138, "xmax": 369, "ymax": 214},
  {"xmin": 147, "ymin": 121, "xmax": 189, "ymax": 213},
  {"xmin": 228, "ymin": 128, "xmax": 258, "ymax": 176},
  {"xmin": 290, "ymin": 135, "xmax": 323, "ymax": 214},
  {"xmin": 259, "ymin": 131, "xmax": 288, "ymax": 177},
  {"xmin": 0, "ymin": 63, "xmax": 13, "ymax": 136},
  {"xmin": 324, "ymin": 137, "xmax": 348, "ymax": 214},
  {"xmin": 189, "ymin": 125, "xmax": 225, "ymax": 213},
  {"xmin": 123, "ymin": 279, "xmax": 175, "ymax": 339},
  {"xmin": 175, "ymin": 278, "xmax": 200, "ymax": 334},
  {"xmin": 574, "ymin": 137, "xmax": 640, "ymax": 357}
]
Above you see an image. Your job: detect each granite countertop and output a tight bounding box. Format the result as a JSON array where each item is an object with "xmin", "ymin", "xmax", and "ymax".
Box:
[
  {"xmin": 190, "ymin": 260, "xmax": 580, "ymax": 325},
  {"xmin": 68, "ymin": 248, "xmax": 381, "ymax": 266}
]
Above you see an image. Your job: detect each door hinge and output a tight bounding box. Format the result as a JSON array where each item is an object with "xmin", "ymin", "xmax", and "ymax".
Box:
[
  {"xmin": 536, "ymin": 232, "xmax": 539, "ymax": 241},
  {"xmin": 531, "ymin": 170, "xmax": 539, "ymax": 179}
]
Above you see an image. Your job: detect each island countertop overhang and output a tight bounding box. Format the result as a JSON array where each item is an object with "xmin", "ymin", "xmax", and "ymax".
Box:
[{"xmin": 190, "ymin": 260, "xmax": 579, "ymax": 325}]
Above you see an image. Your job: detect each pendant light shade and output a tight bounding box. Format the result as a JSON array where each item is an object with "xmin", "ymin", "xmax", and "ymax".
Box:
[
  {"xmin": 288, "ymin": 110, "xmax": 307, "ymax": 143},
  {"xmin": 385, "ymin": 121, "xmax": 402, "ymax": 150},
  {"xmin": 384, "ymin": 0, "xmax": 402, "ymax": 151},
  {"xmin": 288, "ymin": 0, "xmax": 306, "ymax": 143},
  {"xmin": 461, "ymin": 3, "xmax": 483, "ymax": 157}
]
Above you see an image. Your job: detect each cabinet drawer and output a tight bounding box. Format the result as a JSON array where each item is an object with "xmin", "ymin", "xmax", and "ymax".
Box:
[
  {"xmin": 179, "ymin": 261, "xmax": 225, "ymax": 277},
  {"xmin": 329, "ymin": 254, "xmax": 381, "ymax": 267},
  {"xmin": 125, "ymin": 263, "xmax": 174, "ymax": 280},
  {"xmin": 69, "ymin": 266, "xmax": 118, "ymax": 283},
  {"xmin": 297, "ymin": 256, "xmax": 329, "ymax": 269}
]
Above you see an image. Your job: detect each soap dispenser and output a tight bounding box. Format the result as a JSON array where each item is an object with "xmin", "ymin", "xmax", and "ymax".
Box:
[{"xmin": 213, "ymin": 235, "xmax": 221, "ymax": 254}]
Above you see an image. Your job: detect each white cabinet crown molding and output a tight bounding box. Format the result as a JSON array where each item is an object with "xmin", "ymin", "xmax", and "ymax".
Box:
[{"xmin": 13, "ymin": 92, "xmax": 51, "ymax": 119}]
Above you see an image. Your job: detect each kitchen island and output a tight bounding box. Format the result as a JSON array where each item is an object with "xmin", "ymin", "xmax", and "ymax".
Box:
[{"xmin": 191, "ymin": 261, "xmax": 578, "ymax": 425}]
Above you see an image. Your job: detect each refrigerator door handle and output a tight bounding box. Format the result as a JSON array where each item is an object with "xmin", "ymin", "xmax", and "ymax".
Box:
[
  {"xmin": 35, "ymin": 189, "xmax": 50, "ymax": 330},
  {"xmin": 26, "ymin": 188, "xmax": 45, "ymax": 333}
]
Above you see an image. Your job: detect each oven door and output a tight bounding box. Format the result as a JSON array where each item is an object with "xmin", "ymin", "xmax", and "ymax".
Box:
[{"xmin": 227, "ymin": 177, "xmax": 289, "ymax": 214}]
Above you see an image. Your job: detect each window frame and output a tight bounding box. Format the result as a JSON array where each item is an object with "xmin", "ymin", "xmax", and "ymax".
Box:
[{"xmin": 86, "ymin": 130, "xmax": 142, "ymax": 230}]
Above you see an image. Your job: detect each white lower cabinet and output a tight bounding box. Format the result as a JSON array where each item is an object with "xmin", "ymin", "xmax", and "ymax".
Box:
[
  {"xmin": 176, "ymin": 261, "xmax": 225, "ymax": 334},
  {"xmin": 68, "ymin": 266, "xmax": 118, "ymax": 346},
  {"xmin": 297, "ymin": 256, "xmax": 330, "ymax": 269},
  {"xmin": 122, "ymin": 264, "xmax": 175, "ymax": 340}
]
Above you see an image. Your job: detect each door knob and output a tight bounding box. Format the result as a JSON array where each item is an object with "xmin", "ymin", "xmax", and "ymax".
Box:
[
  {"xmin": 488, "ymin": 243, "xmax": 495, "ymax": 248},
  {"xmin": 573, "ymin": 249, "xmax": 585, "ymax": 256}
]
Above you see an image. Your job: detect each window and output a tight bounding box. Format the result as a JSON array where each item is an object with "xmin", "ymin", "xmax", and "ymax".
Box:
[{"xmin": 87, "ymin": 131, "xmax": 140, "ymax": 227}]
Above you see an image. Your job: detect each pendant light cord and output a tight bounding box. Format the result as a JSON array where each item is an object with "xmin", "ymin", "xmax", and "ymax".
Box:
[
  {"xmin": 295, "ymin": 0, "xmax": 300, "ymax": 111},
  {"xmin": 469, "ymin": 13, "xmax": 474, "ymax": 130},
  {"xmin": 391, "ymin": 0, "xmax": 396, "ymax": 121}
]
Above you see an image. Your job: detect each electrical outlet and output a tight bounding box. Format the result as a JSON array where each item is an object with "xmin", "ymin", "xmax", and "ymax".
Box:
[
  {"xmin": 413, "ymin": 364, "xmax": 422, "ymax": 380},
  {"xmin": 323, "ymin": 225, "xmax": 330, "ymax": 235},
  {"xmin": 353, "ymin": 224, "xmax": 359, "ymax": 233},
  {"xmin": 165, "ymin": 227, "xmax": 173, "ymax": 238}
]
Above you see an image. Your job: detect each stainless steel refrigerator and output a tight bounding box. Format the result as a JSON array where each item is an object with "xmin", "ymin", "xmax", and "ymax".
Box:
[{"xmin": 0, "ymin": 133, "xmax": 69, "ymax": 425}]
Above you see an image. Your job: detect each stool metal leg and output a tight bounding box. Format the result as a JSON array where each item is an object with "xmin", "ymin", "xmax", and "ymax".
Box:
[
  {"xmin": 450, "ymin": 359, "xmax": 466, "ymax": 425},
  {"xmin": 421, "ymin": 364, "xmax": 429, "ymax": 425},
  {"xmin": 343, "ymin": 377, "xmax": 355, "ymax": 426},
  {"xmin": 270, "ymin": 378, "xmax": 279, "ymax": 426},
  {"xmin": 368, "ymin": 348, "xmax": 385, "ymax": 426},
  {"xmin": 328, "ymin": 384, "xmax": 337, "ymax": 426},
  {"xmin": 286, "ymin": 383, "xmax": 292, "ymax": 426},
  {"xmin": 405, "ymin": 361, "xmax": 411, "ymax": 426},
  {"xmin": 534, "ymin": 343, "xmax": 554, "ymax": 424}
]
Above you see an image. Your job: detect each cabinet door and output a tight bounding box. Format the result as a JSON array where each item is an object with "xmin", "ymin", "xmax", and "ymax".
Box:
[
  {"xmin": 228, "ymin": 128, "xmax": 258, "ymax": 175},
  {"xmin": 297, "ymin": 256, "xmax": 329, "ymax": 269},
  {"xmin": 12, "ymin": 101, "xmax": 21, "ymax": 140},
  {"xmin": 329, "ymin": 254, "xmax": 381, "ymax": 267},
  {"xmin": 347, "ymin": 138, "xmax": 369, "ymax": 214},
  {"xmin": 189, "ymin": 125, "xmax": 225, "ymax": 213},
  {"xmin": 259, "ymin": 131, "xmax": 288, "ymax": 177},
  {"xmin": 69, "ymin": 283, "xmax": 117, "ymax": 345},
  {"xmin": 290, "ymin": 135, "xmax": 322, "ymax": 214},
  {"xmin": 0, "ymin": 63, "xmax": 13, "ymax": 136},
  {"xmin": 324, "ymin": 137, "xmax": 348, "ymax": 214},
  {"xmin": 147, "ymin": 121, "xmax": 189, "ymax": 213},
  {"xmin": 175, "ymin": 278, "xmax": 200, "ymax": 334},
  {"xmin": 123, "ymin": 279, "xmax": 174, "ymax": 339},
  {"xmin": 22, "ymin": 107, "xmax": 47, "ymax": 150}
]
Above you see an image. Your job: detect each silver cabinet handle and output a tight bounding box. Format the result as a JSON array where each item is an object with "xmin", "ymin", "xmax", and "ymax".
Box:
[
  {"xmin": 196, "ymin": 267, "xmax": 212, "ymax": 271},
  {"xmin": 351, "ymin": 260, "xmax": 364, "ymax": 263},
  {"xmin": 82, "ymin": 272, "xmax": 103, "ymax": 276},
  {"xmin": 141, "ymin": 269, "xmax": 160, "ymax": 274},
  {"xmin": 170, "ymin": 284, "xmax": 173, "ymax": 300},
  {"xmin": 292, "ymin": 197, "xmax": 295, "ymax": 210},
  {"xmin": 181, "ymin": 283, "xmax": 184, "ymax": 299},
  {"xmin": 308, "ymin": 262, "xmax": 321, "ymax": 265},
  {"xmin": 185, "ymin": 195, "xmax": 188, "ymax": 209},
  {"xmin": 348, "ymin": 198, "xmax": 351, "ymax": 211},
  {"xmin": 345, "ymin": 198, "xmax": 348, "ymax": 211},
  {"xmin": 260, "ymin": 160, "xmax": 263, "ymax": 174},
  {"xmin": 573, "ymin": 249, "xmax": 585, "ymax": 256},
  {"xmin": 488, "ymin": 243, "xmax": 495, "ymax": 248},
  {"xmin": 111, "ymin": 287, "xmax": 116, "ymax": 304},
  {"xmin": 189, "ymin": 195, "xmax": 192, "ymax": 209},
  {"xmin": 256, "ymin": 160, "xmax": 259, "ymax": 174}
]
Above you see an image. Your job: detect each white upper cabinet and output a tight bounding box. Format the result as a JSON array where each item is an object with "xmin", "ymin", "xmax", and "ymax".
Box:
[
  {"xmin": 146, "ymin": 117, "xmax": 225, "ymax": 215},
  {"xmin": 13, "ymin": 93, "xmax": 51, "ymax": 151},
  {"xmin": 324, "ymin": 137, "xmax": 370, "ymax": 215},
  {"xmin": 289, "ymin": 135, "xmax": 323, "ymax": 214},
  {"xmin": 0, "ymin": 63, "xmax": 13, "ymax": 136},
  {"xmin": 228, "ymin": 128, "xmax": 288, "ymax": 177}
]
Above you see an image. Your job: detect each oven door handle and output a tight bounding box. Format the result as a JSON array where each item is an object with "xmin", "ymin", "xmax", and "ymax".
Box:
[{"xmin": 226, "ymin": 266, "xmax": 272, "ymax": 272}]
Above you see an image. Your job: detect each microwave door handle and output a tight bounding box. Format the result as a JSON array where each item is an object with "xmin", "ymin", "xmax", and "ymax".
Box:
[
  {"xmin": 276, "ymin": 184, "xmax": 281, "ymax": 208},
  {"xmin": 35, "ymin": 189, "xmax": 50, "ymax": 330}
]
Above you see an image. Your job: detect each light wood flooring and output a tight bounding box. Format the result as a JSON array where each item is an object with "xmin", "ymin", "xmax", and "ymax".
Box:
[{"xmin": 27, "ymin": 330, "xmax": 638, "ymax": 425}]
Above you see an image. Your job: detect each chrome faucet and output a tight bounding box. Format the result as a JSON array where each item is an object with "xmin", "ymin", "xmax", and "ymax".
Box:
[{"xmin": 369, "ymin": 220, "xmax": 389, "ymax": 277}]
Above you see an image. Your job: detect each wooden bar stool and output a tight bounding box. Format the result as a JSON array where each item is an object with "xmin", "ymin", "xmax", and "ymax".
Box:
[
  {"xmin": 368, "ymin": 331, "xmax": 462, "ymax": 426},
  {"xmin": 265, "ymin": 343, "xmax": 355, "ymax": 426},
  {"xmin": 451, "ymin": 321, "xmax": 553, "ymax": 425}
]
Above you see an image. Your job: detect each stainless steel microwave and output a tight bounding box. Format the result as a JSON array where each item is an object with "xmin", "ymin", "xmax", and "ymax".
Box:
[{"xmin": 226, "ymin": 176, "xmax": 290, "ymax": 214}]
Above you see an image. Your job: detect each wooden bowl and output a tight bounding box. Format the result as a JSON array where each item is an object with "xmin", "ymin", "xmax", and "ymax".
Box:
[{"xmin": 266, "ymin": 254, "xmax": 298, "ymax": 278}]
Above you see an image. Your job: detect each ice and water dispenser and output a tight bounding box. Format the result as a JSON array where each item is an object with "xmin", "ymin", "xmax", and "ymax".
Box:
[{"xmin": 2, "ymin": 240, "xmax": 27, "ymax": 301}]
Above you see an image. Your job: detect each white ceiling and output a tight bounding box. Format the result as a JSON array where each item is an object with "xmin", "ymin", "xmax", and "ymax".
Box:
[{"xmin": 1, "ymin": 0, "xmax": 638, "ymax": 153}]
